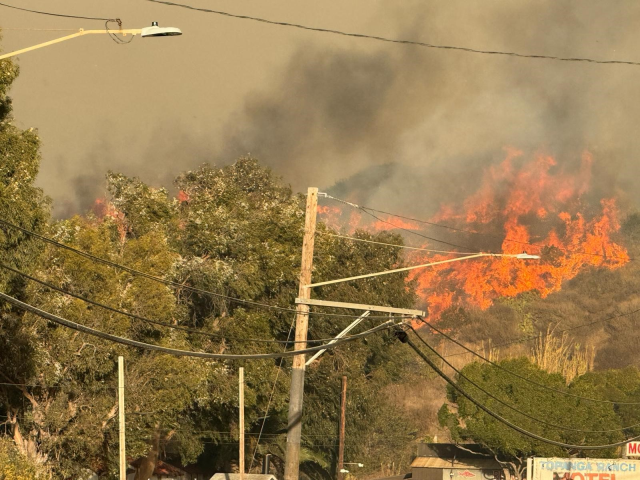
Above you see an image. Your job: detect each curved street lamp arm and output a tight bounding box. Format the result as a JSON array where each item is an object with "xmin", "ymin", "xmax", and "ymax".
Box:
[
  {"xmin": 305, "ymin": 252, "xmax": 539, "ymax": 289},
  {"xmin": 0, "ymin": 28, "xmax": 143, "ymax": 60}
]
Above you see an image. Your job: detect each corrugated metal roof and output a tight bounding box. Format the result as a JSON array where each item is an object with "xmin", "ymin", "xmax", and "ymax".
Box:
[{"xmin": 411, "ymin": 457, "xmax": 503, "ymax": 470}]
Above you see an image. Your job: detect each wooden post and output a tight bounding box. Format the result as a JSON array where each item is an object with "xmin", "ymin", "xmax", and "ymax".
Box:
[
  {"xmin": 284, "ymin": 187, "xmax": 319, "ymax": 480},
  {"xmin": 239, "ymin": 367, "xmax": 245, "ymax": 480},
  {"xmin": 118, "ymin": 356, "xmax": 126, "ymax": 480},
  {"xmin": 337, "ymin": 376, "xmax": 347, "ymax": 480}
]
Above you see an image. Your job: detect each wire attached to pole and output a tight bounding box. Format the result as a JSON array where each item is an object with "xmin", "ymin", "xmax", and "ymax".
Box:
[{"xmin": 397, "ymin": 327, "xmax": 640, "ymax": 450}]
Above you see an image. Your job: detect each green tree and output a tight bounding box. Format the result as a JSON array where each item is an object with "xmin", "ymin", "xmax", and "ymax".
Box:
[
  {"xmin": 0, "ymin": 42, "xmax": 51, "ymax": 472},
  {"xmin": 438, "ymin": 358, "xmax": 623, "ymax": 479},
  {"xmin": 0, "ymin": 155, "xmax": 424, "ymax": 479},
  {"xmin": 0, "ymin": 436, "xmax": 47, "ymax": 480}
]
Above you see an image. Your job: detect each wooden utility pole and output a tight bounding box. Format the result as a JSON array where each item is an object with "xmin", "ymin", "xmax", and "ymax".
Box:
[
  {"xmin": 337, "ymin": 376, "xmax": 347, "ymax": 480},
  {"xmin": 284, "ymin": 187, "xmax": 319, "ymax": 480},
  {"xmin": 118, "ymin": 356, "xmax": 126, "ymax": 480},
  {"xmin": 239, "ymin": 367, "xmax": 245, "ymax": 480}
]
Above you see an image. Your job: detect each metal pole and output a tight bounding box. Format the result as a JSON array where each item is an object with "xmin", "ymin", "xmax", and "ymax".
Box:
[
  {"xmin": 239, "ymin": 367, "xmax": 245, "ymax": 480},
  {"xmin": 0, "ymin": 29, "xmax": 142, "ymax": 60},
  {"xmin": 284, "ymin": 187, "xmax": 319, "ymax": 480},
  {"xmin": 118, "ymin": 356, "xmax": 126, "ymax": 480},
  {"xmin": 337, "ymin": 376, "xmax": 347, "ymax": 480},
  {"xmin": 305, "ymin": 253, "xmax": 539, "ymax": 289}
]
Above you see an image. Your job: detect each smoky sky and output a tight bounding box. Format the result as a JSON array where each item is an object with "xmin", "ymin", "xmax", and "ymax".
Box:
[
  {"xmin": 211, "ymin": 1, "xmax": 640, "ymax": 221},
  {"xmin": 14, "ymin": 0, "xmax": 640, "ymax": 217}
]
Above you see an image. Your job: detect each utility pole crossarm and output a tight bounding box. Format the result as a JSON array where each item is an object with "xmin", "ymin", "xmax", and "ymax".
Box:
[{"xmin": 296, "ymin": 298, "xmax": 424, "ymax": 317}]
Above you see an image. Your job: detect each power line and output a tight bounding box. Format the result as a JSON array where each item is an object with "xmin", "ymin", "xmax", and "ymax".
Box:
[
  {"xmin": 441, "ymin": 306, "xmax": 640, "ymax": 359},
  {"xmin": 0, "ymin": 28, "xmax": 80, "ymax": 32},
  {"xmin": 316, "ymin": 231, "xmax": 479, "ymax": 255},
  {"xmin": 321, "ymin": 196, "xmax": 475, "ymax": 251},
  {"xmin": 0, "ymin": 1, "xmax": 117, "ymax": 22},
  {"xmin": 323, "ymin": 194, "xmax": 631, "ymax": 261},
  {"xmin": 0, "ymin": 381, "xmax": 62, "ymax": 389},
  {"xmin": 0, "ymin": 262, "xmax": 378, "ymax": 345},
  {"xmin": 408, "ymin": 326, "xmax": 640, "ymax": 434},
  {"xmin": 419, "ymin": 317, "xmax": 640, "ymax": 405},
  {"xmin": 322, "ymin": 194, "xmax": 486, "ymax": 251},
  {"xmin": 145, "ymin": 0, "xmax": 640, "ymax": 67},
  {"xmin": 250, "ymin": 316, "xmax": 296, "ymax": 470},
  {"xmin": 356, "ymin": 206, "xmax": 478, "ymax": 251},
  {"xmin": 0, "ymin": 290, "xmax": 397, "ymax": 360},
  {"xmin": 399, "ymin": 329, "xmax": 640, "ymax": 450},
  {"xmin": 0, "ymin": 218, "xmax": 405, "ymax": 320}
]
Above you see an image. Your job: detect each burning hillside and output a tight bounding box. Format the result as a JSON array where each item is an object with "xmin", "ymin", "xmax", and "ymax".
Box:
[{"xmin": 320, "ymin": 149, "xmax": 629, "ymax": 319}]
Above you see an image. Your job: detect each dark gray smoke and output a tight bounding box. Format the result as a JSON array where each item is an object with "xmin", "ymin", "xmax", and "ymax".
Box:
[
  {"xmin": 214, "ymin": 1, "xmax": 640, "ymax": 218},
  {"xmin": 49, "ymin": 1, "xmax": 640, "ymax": 216}
]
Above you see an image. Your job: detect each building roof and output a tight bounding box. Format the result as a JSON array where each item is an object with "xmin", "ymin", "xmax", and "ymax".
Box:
[
  {"xmin": 417, "ymin": 443, "xmax": 494, "ymax": 459},
  {"xmin": 368, "ymin": 473, "xmax": 412, "ymax": 480},
  {"xmin": 210, "ymin": 474, "xmax": 277, "ymax": 480},
  {"xmin": 411, "ymin": 457, "xmax": 503, "ymax": 470}
]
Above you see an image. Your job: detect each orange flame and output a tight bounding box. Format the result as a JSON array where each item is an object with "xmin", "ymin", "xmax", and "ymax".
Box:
[
  {"xmin": 92, "ymin": 198, "xmax": 127, "ymax": 243},
  {"xmin": 177, "ymin": 190, "xmax": 190, "ymax": 203},
  {"xmin": 411, "ymin": 150, "xmax": 628, "ymax": 319}
]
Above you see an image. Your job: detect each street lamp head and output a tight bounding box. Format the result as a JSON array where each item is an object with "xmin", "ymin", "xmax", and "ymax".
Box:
[
  {"xmin": 141, "ymin": 22, "xmax": 182, "ymax": 37},
  {"xmin": 514, "ymin": 253, "xmax": 541, "ymax": 260}
]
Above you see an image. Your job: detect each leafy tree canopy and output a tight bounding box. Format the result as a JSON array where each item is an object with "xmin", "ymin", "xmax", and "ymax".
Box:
[{"xmin": 438, "ymin": 357, "xmax": 625, "ymax": 479}]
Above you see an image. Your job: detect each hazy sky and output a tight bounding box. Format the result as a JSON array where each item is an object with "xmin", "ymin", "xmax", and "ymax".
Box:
[{"xmin": 3, "ymin": 1, "xmax": 640, "ymax": 217}]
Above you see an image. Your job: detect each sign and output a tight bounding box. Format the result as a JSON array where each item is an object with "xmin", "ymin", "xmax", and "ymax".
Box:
[
  {"xmin": 530, "ymin": 458, "xmax": 640, "ymax": 480},
  {"xmin": 625, "ymin": 442, "xmax": 640, "ymax": 457}
]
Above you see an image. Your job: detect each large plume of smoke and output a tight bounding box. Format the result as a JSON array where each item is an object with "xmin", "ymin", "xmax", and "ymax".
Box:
[
  {"xmin": 218, "ymin": 1, "xmax": 640, "ymax": 218},
  {"xmin": 53, "ymin": 0, "xmax": 640, "ymax": 217}
]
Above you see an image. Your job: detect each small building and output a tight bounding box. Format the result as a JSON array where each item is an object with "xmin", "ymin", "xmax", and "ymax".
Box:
[
  {"xmin": 127, "ymin": 459, "xmax": 190, "ymax": 480},
  {"xmin": 411, "ymin": 443, "xmax": 507, "ymax": 480},
  {"xmin": 209, "ymin": 475, "xmax": 277, "ymax": 480}
]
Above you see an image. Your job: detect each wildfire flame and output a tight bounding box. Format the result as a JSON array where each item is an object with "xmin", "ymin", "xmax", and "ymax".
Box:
[
  {"xmin": 92, "ymin": 198, "xmax": 127, "ymax": 243},
  {"xmin": 319, "ymin": 150, "xmax": 630, "ymax": 319}
]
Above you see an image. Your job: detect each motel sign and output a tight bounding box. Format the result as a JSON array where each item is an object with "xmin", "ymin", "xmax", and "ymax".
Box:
[{"xmin": 626, "ymin": 442, "xmax": 640, "ymax": 457}]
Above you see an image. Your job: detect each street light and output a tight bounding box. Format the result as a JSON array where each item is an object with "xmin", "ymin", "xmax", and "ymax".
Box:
[
  {"xmin": 305, "ymin": 252, "xmax": 541, "ymax": 289},
  {"xmin": 0, "ymin": 22, "xmax": 182, "ymax": 60}
]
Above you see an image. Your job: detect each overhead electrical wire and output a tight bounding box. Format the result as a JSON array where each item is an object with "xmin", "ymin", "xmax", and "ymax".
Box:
[
  {"xmin": 145, "ymin": 0, "xmax": 640, "ymax": 67},
  {"xmin": 250, "ymin": 316, "xmax": 296, "ymax": 470},
  {"xmin": 0, "ymin": 27, "xmax": 80, "ymax": 32},
  {"xmin": 0, "ymin": 381, "xmax": 63, "ymax": 389},
  {"xmin": 399, "ymin": 329, "xmax": 640, "ymax": 450},
  {"xmin": 357, "ymin": 206, "xmax": 478, "ymax": 251},
  {"xmin": 408, "ymin": 326, "xmax": 640, "ymax": 434},
  {"xmin": 320, "ymin": 195, "xmax": 475, "ymax": 251},
  {"xmin": 419, "ymin": 317, "xmax": 640, "ymax": 406},
  {"xmin": 441, "ymin": 306, "xmax": 640, "ymax": 359},
  {"xmin": 0, "ymin": 262, "xmax": 380, "ymax": 345},
  {"xmin": 0, "ymin": 1, "xmax": 117, "ymax": 22},
  {"xmin": 316, "ymin": 231, "xmax": 479, "ymax": 256},
  {"xmin": 0, "ymin": 290, "xmax": 398, "ymax": 360},
  {"xmin": 0, "ymin": 218, "xmax": 406, "ymax": 320},
  {"xmin": 0, "ymin": 2, "xmax": 130, "ymax": 45},
  {"xmin": 322, "ymin": 194, "xmax": 631, "ymax": 261}
]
